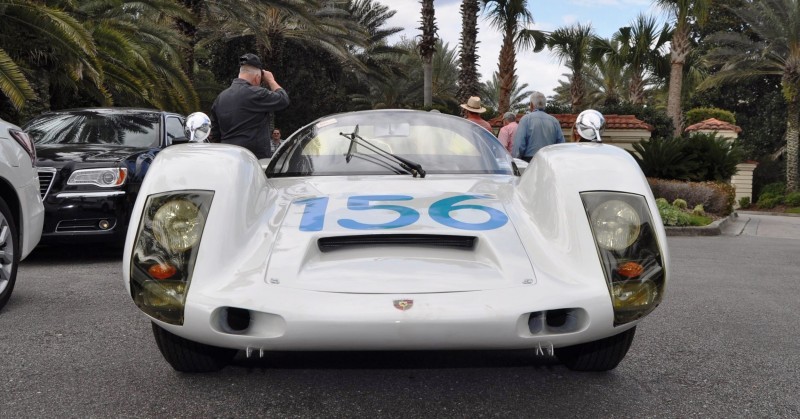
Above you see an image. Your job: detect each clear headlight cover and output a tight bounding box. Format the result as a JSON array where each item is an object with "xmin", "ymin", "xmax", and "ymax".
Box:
[
  {"xmin": 67, "ymin": 167, "xmax": 127, "ymax": 187},
  {"xmin": 582, "ymin": 192, "xmax": 666, "ymax": 325},
  {"xmin": 153, "ymin": 199, "xmax": 206, "ymax": 253},
  {"xmin": 589, "ymin": 199, "xmax": 641, "ymax": 251},
  {"xmin": 130, "ymin": 191, "xmax": 214, "ymax": 325}
]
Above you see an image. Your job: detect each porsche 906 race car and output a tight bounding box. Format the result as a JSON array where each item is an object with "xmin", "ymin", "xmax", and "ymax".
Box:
[{"xmin": 122, "ymin": 109, "xmax": 668, "ymax": 373}]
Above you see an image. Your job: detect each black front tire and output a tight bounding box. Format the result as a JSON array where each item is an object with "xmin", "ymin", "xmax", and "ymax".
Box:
[
  {"xmin": 556, "ymin": 326, "xmax": 636, "ymax": 371},
  {"xmin": 0, "ymin": 196, "xmax": 20, "ymax": 312},
  {"xmin": 151, "ymin": 323, "xmax": 237, "ymax": 373}
]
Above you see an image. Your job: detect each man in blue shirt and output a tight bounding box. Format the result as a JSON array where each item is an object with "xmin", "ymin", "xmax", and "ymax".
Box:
[{"xmin": 513, "ymin": 91, "xmax": 565, "ymax": 162}]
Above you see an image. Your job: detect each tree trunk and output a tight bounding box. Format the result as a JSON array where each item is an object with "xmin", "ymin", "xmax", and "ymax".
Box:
[
  {"xmin": 570, "ymin": 73, "xmax": 584, "ymax": 113},
  {"xmin": 786, "ymin": 96, "xmax": 799, "ymax": 192},
  {"xmin": 629, "ymin": 70, "xmax": 644, "ymax": 105},
  {"xmin": 667, "ymin": 29, "xmax": 690, "ymax": 137},
  {"xmin": 419, "ymin": 0, "xmax": 436, "ymax": 107},
  {"xmin": 423, "ymin": 57, "xmax": 433, "ymax": 107},
  {"xmin": 457, "ymin": 0, "xmax": 480, "ymax": 103},
  {"xmin": 497, "ymin": 24, "xmax": 516, "ymax": 114}
]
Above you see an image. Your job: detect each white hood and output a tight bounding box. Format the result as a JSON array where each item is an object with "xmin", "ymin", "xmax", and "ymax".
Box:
[{"xmin": 264, "ymin": 176, "xmax": 535, "ymax": 293}]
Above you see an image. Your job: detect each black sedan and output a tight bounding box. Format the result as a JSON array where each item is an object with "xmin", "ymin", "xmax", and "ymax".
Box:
[{"xmin": 25, "ymin": 108, "xmax": 187, "ymax": 244}]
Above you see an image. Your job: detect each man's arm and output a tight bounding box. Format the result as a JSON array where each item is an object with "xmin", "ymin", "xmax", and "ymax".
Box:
[
  {"xmin": 512, "ymin": 119, "xmax": 527, "ymax": 158},
  {"xmin": 252, "ymin": 70, "xmax": 290, "ymax": 111},
  {"xmin": 208, "ymin": 101, "xmax": 221, "ymax": 143},
  {"xmin": 554, "ymin": 119, "xmax": 566, "ymax": 144}
]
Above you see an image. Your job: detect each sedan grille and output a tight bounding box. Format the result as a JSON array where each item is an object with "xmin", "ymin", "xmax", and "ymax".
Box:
[
  {"xmin": 318, "ymin": 234, "xmax": 477, "ymax": 252},
  {"xmin": 37, "ymin": 168, "xmax": 56, "ymax": 199}
]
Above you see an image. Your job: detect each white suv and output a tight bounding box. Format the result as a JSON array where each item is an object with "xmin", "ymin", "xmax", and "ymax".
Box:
[{"xmin": 0, "ymin": 117, "xmax": 44, "ymax": 311}]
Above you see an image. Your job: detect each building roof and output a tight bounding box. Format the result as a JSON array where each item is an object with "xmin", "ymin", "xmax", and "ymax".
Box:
[
  {"xmin": 490, "ymin": 113, "xmax": 654, "ymax": 131},
  {"xmin": 684, "ymin": 118, "xmax": 742, "ymax": 134}
]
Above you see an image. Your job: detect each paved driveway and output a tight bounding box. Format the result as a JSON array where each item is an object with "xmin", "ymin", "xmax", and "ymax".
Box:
[{"xmin": 727, "ymin": 212, "xmax": 800, "ymax": 239}]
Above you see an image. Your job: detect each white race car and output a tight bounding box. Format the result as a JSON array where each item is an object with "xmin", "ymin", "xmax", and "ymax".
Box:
[{"xmin": 122, "ymin": 109, "xmax": 668, "ymax": 372}]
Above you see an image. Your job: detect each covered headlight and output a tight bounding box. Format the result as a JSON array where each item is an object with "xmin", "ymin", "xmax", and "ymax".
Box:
[
  {"xmin": 153, "ymin": 199, "xmax": 205, "ymax": 253},
  {"xmin": 582, "ymin": 192, "xmax": 666, "ymax": 325},
  {"xmin": 67, "ymin": 167, "xmax": 127, "ymax": 187},
  {"xmin": 129, "ymin": 191, "xmax": 214, "ymax": 325},
  {"xmin": 589, "ymin": 200, "xmax": 641, "ymax": 251}
]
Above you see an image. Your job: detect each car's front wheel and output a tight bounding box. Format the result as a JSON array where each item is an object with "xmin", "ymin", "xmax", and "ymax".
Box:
[
  {"xmin": 151, "ymin": 323, "xmax": 237, "ymax": 373},
  {"xmin": 556, "ymin": 326, "xmax": 636, "ymax": 371},
  {"xmin": 0, "ymin": 196, "xmax": 20, "ymax": 312}
]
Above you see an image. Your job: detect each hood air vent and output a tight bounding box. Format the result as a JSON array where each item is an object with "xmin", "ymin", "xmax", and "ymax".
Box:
[{"xmin": 318, "ymin": 234, "xmax": 477, "ymax": 252}]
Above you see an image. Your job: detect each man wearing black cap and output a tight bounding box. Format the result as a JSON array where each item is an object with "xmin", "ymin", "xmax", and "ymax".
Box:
[{"xmin": 209, "ymin": 53, "xmax": 290, "ymax": 159}]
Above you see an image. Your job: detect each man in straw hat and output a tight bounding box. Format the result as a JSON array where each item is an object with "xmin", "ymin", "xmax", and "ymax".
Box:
[{"xmin": 460, "ymin": 96, "xmax": 493, "ymax": 131}]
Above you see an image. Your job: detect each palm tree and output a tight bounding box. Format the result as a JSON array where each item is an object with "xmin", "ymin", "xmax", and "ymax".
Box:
[
  {"xmin": 480, "ymin": 71, "xmax": 533, "ymax": 113},
  {"xmin": 0, "ymin": 0, "xmax": 97, "ymax": 112},
  {"xmin": 418, "ymin": 0, "xmax": 437, "ymax": 107},
  {"xmin": 657, "ymin": 0, "xmax": 711, "ymax": 136},
  {"xmin": 585, "ymin": 48, "xmax": 628, "ymax": 107},
  {"xmin": 701, "ymin": 0, "xmax": 800, "ymax": 192},
  {"xmin": 72, "ymin": 0, "xmax": 198, "ymax": 113},
  {"xmin": 481, "ymin": 0, "xmax": 546, "ymax": 113},
  {"xmin": 548, "ymin": 23, "xmax": 596, "ymax": 112},
  {"xmin": 457, "ymin": 0, "xmax": 481, "ymax": 104},
  {"xmin": 594, "ymin": 14, "xmax": 670, "ymax": 105}
]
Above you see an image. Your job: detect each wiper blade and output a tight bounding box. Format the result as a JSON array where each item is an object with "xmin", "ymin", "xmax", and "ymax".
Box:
[{"xmin": 339, "ymin": 126, "xmax": 426, "ymax": 178}]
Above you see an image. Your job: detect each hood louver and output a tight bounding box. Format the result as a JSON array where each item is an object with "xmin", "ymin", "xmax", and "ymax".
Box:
[{"xmin": 317, "ymin": 234, "xmax": 477, "ymax": 252}]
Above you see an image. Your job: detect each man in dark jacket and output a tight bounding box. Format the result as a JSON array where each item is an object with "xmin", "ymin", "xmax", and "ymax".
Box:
[{"xmin": 210, "ymin": 53, "xmax": 290, "ymax": 159}]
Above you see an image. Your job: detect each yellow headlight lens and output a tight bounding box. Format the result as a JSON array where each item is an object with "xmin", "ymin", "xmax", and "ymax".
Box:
[
  {"xmin": 153, "ymin": 199, "xmax": 205, "ymax": 253},
  {"xmin": 590, "ymin": 200, "xmax": 641, "ymax": 251},
  {"xmin": 612, "ymin": 281, "xmax": 657, "ymax": 310}
]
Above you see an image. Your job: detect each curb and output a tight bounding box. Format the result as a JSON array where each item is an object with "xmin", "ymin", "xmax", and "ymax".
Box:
[
  {"xmin": 665, "ymin": 215, "xmax": 731, "ymax": 237},
  {"xmin": 737, "ymin": 210, "xmax": 800, "ymax": 218}
]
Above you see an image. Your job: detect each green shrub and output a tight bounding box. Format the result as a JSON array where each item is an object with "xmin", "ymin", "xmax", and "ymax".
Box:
[
  {"xmin": 672, "ymin": 198, "xmax": 687, "ymax": 209},
  {"xmin": 631, "ymin": 138, "xmax": 696, "ymax": 180},
  {"xmin": 655, "ymin": 197, "xmax": 669, "ymax": 207},
  {"xmin": 692, "ymin": 204, "xmax": 706, "ymax": 216},
  {"xmin": 738, "ymin": 196, "xmax": 751, "ymax": 208},
  {"xmin": 757, "ymin": 193, "xmax": 783, "ymax": 209},
  {"xmin": 657, "ymin": 203, "xmax": 693, "ymax": 226},
  {"xmin": 785, "ymin": 192, "xmax": 800, "ymax": 207},
  {"xmin": 685, "ymin": 107, "xmax": 736, "ymax": 126},
  {"xmin": 760, "ymin": 182, "xmax": 786, "ymax": 197},
  {"xmin": 631, "ymin": 133, "xmax": 742, "ymax": 182},
  {"xmin": 648, "ymin": 178, "xmax": 735, "ymax": 215},
  {"xmin": 682, "ymin": 132, "xmax": 743, "ymax": 182}
]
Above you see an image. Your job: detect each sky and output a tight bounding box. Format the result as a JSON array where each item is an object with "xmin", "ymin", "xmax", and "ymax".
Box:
[{"xmin": 383, "ymin": 0, "xmax": 664, "ymax": 100}]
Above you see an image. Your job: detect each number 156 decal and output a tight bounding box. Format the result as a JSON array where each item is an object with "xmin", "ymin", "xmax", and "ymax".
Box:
[{"xmin": 294, "ymin": 194, "xmax": 508, "ymax": 231}]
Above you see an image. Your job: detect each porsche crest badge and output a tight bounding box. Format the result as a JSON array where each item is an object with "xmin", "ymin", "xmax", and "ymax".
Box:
[{"xmin": 393, "ymin": 299, "xmax": 414, "ymax": 311}]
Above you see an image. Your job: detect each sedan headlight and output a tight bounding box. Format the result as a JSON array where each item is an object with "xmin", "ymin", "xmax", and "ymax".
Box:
[
  {"xmin": 67, "ymin": 168, "xmax": 127, "ymax": 187},
  {"xmin": 129, "ymin": 191, "xmax": 214, "ymax": 325},
  {"xmin": 582, "ymin": 192, "xmax": 666, "ymax": 325}
]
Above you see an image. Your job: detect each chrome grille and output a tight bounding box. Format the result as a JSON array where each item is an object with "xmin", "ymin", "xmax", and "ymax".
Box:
[{"xmin": 37, "ymin": 168, "xmax": 56, "ymax": 199}]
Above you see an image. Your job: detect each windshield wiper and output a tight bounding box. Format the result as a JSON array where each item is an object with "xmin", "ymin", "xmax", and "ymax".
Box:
[{"xmin": 339, "ymin": 126, "xmax": 426, "ymax": 178}]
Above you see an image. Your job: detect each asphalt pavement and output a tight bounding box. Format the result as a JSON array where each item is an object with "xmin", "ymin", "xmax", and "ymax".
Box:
[{"xmin": 1, "ymin": 214, "xmax": 798, "ymax": 418}]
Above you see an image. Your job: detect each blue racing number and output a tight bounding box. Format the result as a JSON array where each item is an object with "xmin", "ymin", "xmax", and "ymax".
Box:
[
  {"xmin": 338, "ymin": 195, "xmax": 420, "ymax": 230},
  {"xmin": 428, "ymin": 194, "xmax": 508, "ymax": 230},
  {"xmin": 293, "ymin": 194, "xmax": 507, "ymax": 231}
]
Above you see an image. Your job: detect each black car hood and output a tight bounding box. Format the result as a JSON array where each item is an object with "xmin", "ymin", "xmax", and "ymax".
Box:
[{"xmin": 35, "ymin": 144, "xmax": 149, "ymax": 164}]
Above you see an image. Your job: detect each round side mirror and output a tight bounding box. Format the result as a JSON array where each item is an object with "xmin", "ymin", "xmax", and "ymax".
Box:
[
  {"xmin": 184, "ymin": 112, "xmax": 211, "ymax": 143},
  {"xmin": 575, "ymin": 109, "xmax": 606, "ymax": 143}
]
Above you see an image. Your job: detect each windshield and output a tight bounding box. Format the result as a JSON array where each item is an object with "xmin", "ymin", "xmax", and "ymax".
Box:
[
  {"xmin": 268, "ymin": 110, "xmax": 513, "ymax": 177},
  {"xmin": 26, "ymin": 110, "xmax": 161, "ymax": 147}
]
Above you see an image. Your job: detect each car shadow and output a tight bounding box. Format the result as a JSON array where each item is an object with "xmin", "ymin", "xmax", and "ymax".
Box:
[
  {"xmin": 23, "ymin": 243, "xmax": 123, "ymax": 264},
  {"xmin": 229, "ymin": 349, "xmax": 561, "ymax": 371}
]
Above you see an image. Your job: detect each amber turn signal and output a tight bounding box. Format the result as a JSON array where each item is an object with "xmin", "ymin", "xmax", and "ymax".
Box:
[
  {"xmin": 148, "ymin": 263, "xmax": 177, "ymax": 280},
  {"xmin": 617, "ymin": 261, "xmax": 644, "ymax": 278}
]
